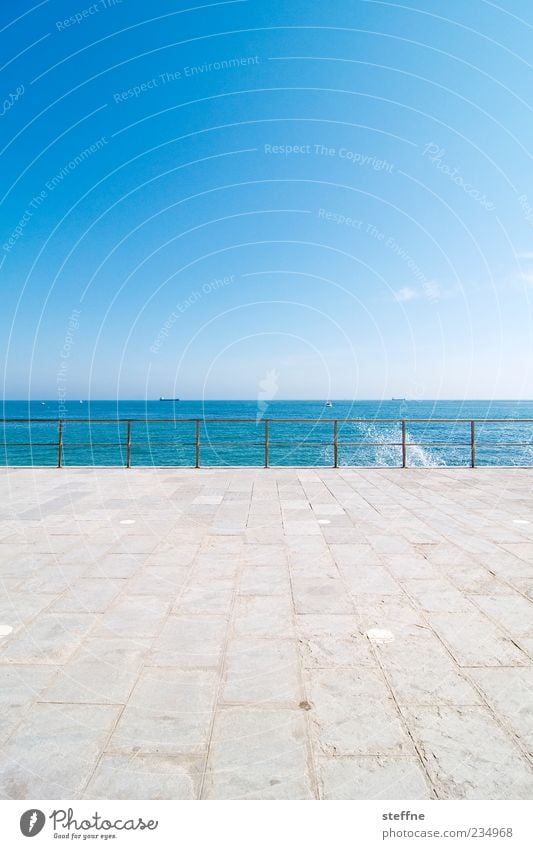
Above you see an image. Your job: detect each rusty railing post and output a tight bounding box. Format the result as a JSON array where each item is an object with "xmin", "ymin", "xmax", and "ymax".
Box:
[
  {"xmin": 195, "ymin": 419, "xmax": 200, "ymax": 468},
  {"xmin": 57, "ymin": 420, "xmax": 63, "ymax": 468},
  {"xmin": 126, "ymin": 419, "xmax": 132, "ymax": 468}
]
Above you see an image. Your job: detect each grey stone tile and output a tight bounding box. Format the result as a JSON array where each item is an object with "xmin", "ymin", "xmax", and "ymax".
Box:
[
  {"xmin": 94, "ymin": 596, "xmax": 169, "ymax": 639},
  {"xmin": 107, "ymin": 536, "xmax": 158, "ymax": 555},
  {"xmin": 472, "ymin": 594, "xmax": 533, "ymax": 638},
  {"xmin": 0, "ymin": 665, "xmax": 58, "ymax": 744},
  {"xmin": 340, "ymin": 564, "xmax": 402, "ymax": 595},
  {"xmin": 0, "ymin": 664, "xmax": 57, "ymax": 706},
  {"xmin": 0, "ymin": 592, "xmax": 58, "ymax": 628},
  {"xmin": 2, "ymin": 467, "xmax": 533, "ymax": 800},
  {"xmin": 376, "ymin": 628, "xmax": 481, "ymax": 706},
  {"xmin": 445, "ymin": 567, "xmax": 513, "ymax": 596},
  {"xmin": 317, "ymin": 756, "xmax": 432, "ymax": 799},
  {"xmin": 299, "ymin": 633, "xmax": 375, "ymax": 669},
  {"xmin": 307, "ymin": 668, "xmax": 411, "ymax": 756},
  {"xmin": 296, "ymin": 614, "xmax": 359, "ymax": 637},
  {"xmin": 222, "ymin": 638, "xmax": 301, "ymax": 703},
  {"xmin": 144, "ymin": 544, "xmax": 199, "ymax": 567},
  {"xmin": 175, "ymin": 581, "xmax": 234, "ymax": 614},
  {"xmin": 358, "ymin": 596, "xmax": 425, "ymax": 628},
  {"xmin": 402, "ymin": 578, "xmax": 475, "ymax": 613},
  {"xmin": 41, "ymin": 637, "xmax": 150, "ymax": 704},
  {"xmin": 288, "ymin": 551, "xmax": 338, "ymax": 579},
  {"xmin": 470, "ymin": 667, "xmax": 533, "ymax": 750},
  {"xmin": 331, "ymin": 543, "xmax": 383, "ymax": 567},
  {"xmin": 108, "ymin": 668, "xmax": 217, "ymax": 755},
  {"xmin": 244, "ymin": 527, "xmax": 285, "ymax": 544},
  {"xmin": 501, "ymin": 543, "xmax": 533, "ymax": 563},
  {"xmin": 83, "ymin": 553, "xmax": 145, "ymax": 578},
  {"xmin": 0, "ymin": 614, "xmax": 96, "ymax": 664},
  {"xmin": 202, "ymin": 536, "xmax": 244, "ymax": 553},
  {"xmin": 233, "ymin": 596, "xmax": 293, "ymax": 638},
  {"xmin": 384, "ymin": 555, "xmax": 440, "ymax": 580},
  {"xmin": 126, "ymin": 566, "xmax": 190, "ymax": 596},
  {"xmin": 405, "ymin": 705, "xmax": 533, "ymax": 799},
  {"xmin": 84, "ymin": 753, "xmax": 204, "ymax": 799},
  {"xmin": 239, "ymin": 566, "xmax": 290, "ymax": 595},
  {"xmin": 203, "ymin": 707, "xmax": 313, "ymax": 799},
  {"xmin": 193, "ymin": 554, "xmax": 239, "ymax": 580},
  {"xmin": 508, "ymin": 577, "xmax": 533, "ymax": 600},
  {"xmin": 51, "ymin": 579, "xmax": 123, "ymax": 613},
  {"xmin": 23, "ymin": 563, "xmax": 88, "ymax": 594},
  {"xmin": 291, "ymin": 576, "xmax": 353, "ymax": 614},
  {"xmin": 428, "ymin": 610, "xmax": 529, "ymax": 667},
  {"xmin": 242, "ymin": 545, "xmax": 288, "ymax": 566},
  {"xmin": 149, "ymin": 615, "xmax": 227, "ymax": 667},
  {"xmin": 283, "ymin": 521, "xmax": 321, "ymax": 536},
  {"xmin": 0, "ymin": 703, "xmax": 119, "ymax": 798},
  {"xmin": 296, "ymin": 615, "xmax": 374, "ymax": 669}
]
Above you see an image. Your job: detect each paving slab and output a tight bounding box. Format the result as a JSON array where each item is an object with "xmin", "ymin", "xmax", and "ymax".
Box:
[
  {"xmin": 317, "ymin": 756, "xmax": 433, "ymax": 800},
  {"xmin": 0, "ymin": 703, "xmax": 119, "ymax": 798},
  {"xmin": 404, "ymin": 705, "xmax": 533, "ymax": 799},
  {"xmin": 306, "ymin": 668, "xmax": 412, "ymax": 756},
  {"xmin": 84, "ymin": 753, "xmax": 204, "ymax": 799},
  {"xmin": 108, "ymin": 667, "xmax": 217, "ymax": 755},
  {"xmin": 149, "ymin": 615, "xmax": 227, "ymax": 668},
  {"xmin": 222, "ymin": 638, "xmax": 302, "ymax": 704},
  {"xmin": 470, "ymin": 667, "xmax": 533, "ymax": 751},
  {"xmin": 1, "ymin": 467, "xmax": 533, "ymax": 799},
  {"xmin": 202, "ymin": 707, "xmax": 313, "ymax": 799}
]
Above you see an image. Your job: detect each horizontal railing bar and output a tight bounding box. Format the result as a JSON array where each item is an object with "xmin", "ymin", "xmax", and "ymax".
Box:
[
  {"xmin": 5, "ymin": 441, "xmax": 530, "ymax": 449},
  {"xmin": 1, "ymin": 416, "xmax": 532, "ymax": 470},
  {"xmin": 404, "ymin": 442, "xmax": 473, "ymax": 447},
  {"xmin": 267, "ymin": 442, "xmax": 400, "ymax": 447},
  {"xmin": 54, "ymin": 443, "xmax": 197, "ymax": 448},
  {"xmin": 474, "ymin": 442, "xmax": 533, "ymax": 447},
  {"xmin": 2, "ymin": 417, "xmax": 533, "ymax": 424}
]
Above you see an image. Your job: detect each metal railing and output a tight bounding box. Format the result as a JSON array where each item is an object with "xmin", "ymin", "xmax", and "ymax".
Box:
[{"xmin": 1, "ymin": 417, "xmax": 533, "ymax": 468}]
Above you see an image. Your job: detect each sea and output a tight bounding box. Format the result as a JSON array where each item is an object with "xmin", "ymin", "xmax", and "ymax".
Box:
[{"xmin": 1, "ymin": 399, "xmax": 533, "ymax": 468}]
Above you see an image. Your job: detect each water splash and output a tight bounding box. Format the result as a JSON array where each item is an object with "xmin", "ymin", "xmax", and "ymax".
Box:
[{"xmin": 339, "ymin": 421, "xmax": 443, "ymax": 467}]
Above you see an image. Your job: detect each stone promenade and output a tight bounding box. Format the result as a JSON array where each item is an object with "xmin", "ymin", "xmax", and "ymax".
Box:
[{"xmin": 0, "ymin": 467, "xmax": 532, "ymax": 799}]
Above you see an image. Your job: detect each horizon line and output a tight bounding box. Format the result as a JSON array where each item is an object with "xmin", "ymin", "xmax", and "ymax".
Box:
[{"xmin": 3, "ymin": 398, "xmax": 533, "ymax": 404}]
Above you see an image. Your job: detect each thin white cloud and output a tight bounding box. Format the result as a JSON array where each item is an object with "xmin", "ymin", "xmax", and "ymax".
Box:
[
  {"xmin": 394, "ymin": 287, "xmax": 417, "ymax": 302},
  {"xmin": 423, "ymin": 280, "xmax": 442, "ymax": 301},
  {"xmin": 393, "ymin": 280, "xmax": 451, "ymax": 302}
]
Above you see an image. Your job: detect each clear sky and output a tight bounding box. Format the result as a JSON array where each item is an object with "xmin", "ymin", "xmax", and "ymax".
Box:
[{"xmin": 1, "ymin": 0, "xmax": 533, "ymax": 400}]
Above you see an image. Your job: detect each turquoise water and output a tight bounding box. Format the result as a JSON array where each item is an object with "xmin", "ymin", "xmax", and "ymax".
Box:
[{"xmin": 1, "ymin": 400, "xmax": 533, "ymax": 467}]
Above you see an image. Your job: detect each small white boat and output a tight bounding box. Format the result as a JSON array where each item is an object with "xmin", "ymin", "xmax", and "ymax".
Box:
[{"xmin": 325, "ymin": 401, "xmax": 333, "ymax": 407}]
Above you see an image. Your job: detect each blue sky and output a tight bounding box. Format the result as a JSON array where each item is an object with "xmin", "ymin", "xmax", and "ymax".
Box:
[{"xmin": 1, "ymin": 0, "xmax": 533, "ymax": 400}]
